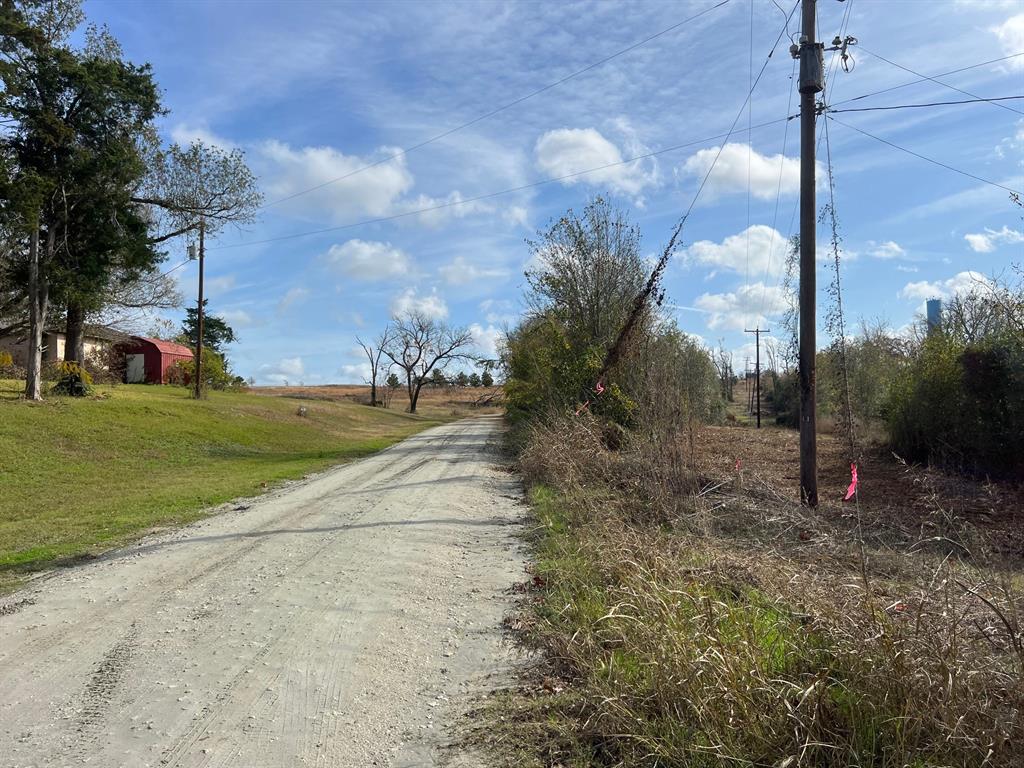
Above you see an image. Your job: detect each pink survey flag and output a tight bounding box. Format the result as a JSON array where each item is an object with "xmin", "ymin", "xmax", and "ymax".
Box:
[
  {"xmin": 844, "ymin": 462, "xmax": 858, "ymax": 501},
  {"xmin": 595, "ymin": 380, "xmax": 605, "ymax": 395}
]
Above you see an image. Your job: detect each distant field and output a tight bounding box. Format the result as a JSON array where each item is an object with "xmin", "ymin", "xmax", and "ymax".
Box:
[
  {"xmin": 254, "ymin": 383, "xmax": 504, "ymax": 415},
  {"xmin": 0, "ymin": 381, "xmax": 456, "ymax": 591}
]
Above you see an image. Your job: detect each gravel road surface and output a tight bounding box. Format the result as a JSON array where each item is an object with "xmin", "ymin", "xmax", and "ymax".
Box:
[{"xmin": 0, "ymin": 415, "xmax": 523, "ymax": 767}]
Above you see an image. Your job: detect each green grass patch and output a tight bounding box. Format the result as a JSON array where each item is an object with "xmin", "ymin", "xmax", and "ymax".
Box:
[{"xmin": 0, "ymin": 381, "xmax": 449, "ymax": 590}]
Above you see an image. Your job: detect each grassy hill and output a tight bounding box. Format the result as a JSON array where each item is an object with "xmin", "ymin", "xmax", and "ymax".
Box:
[{"xmin": 0, "ymin": 382, "xmax": 453, "ymax": 590}]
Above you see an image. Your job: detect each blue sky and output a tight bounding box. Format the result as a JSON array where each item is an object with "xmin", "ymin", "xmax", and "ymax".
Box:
[{"xmin": 86, "ymin": 0, "xmax": 1024, "ymax": 384}]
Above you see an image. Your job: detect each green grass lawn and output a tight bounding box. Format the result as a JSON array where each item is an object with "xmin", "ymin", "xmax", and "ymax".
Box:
[{"xmin": 0, "ymin": 381, "xmax": 450, "ymax": 591}]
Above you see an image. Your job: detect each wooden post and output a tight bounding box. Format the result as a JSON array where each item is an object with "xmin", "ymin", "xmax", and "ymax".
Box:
[
  {"xmin": 194, "ymin": 217, "xmax": 205, "ymax": 399},
  {"xmin": 798, "ymin": 0, "xmax": 822, "ymax": 506}
]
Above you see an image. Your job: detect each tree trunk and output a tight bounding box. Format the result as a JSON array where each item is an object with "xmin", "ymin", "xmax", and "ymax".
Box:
[
  {"xmin": 64, "ymin": 299, "xmax": 86, "ymax": 364},
  {"xmin": 410, "ymin": 381, "xmax": 423, "ymax": 414},
  {"xmin": 25, "ymin": 228, "xmax": 48, "ymax": 401}
]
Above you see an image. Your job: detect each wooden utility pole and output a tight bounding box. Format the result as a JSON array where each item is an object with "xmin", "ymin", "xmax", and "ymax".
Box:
[
  {"xmin": 745, "ymin": 327, "xmax": 770, "ymax": 429},
  {"xmin": 795, "ymin": 0, "xmax": 823, "ymax": 506},
  {"xmin": 193, "ymin": 216, "xmax": 206, "ymax": 400}
]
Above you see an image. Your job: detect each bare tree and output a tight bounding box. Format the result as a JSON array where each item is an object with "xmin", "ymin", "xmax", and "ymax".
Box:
[
  {"xmin": 356, "ymin": 326, "xmax": 392, "ymax": 407},
  {"xmin": 381, "ymin": 312, "xmax": 474, "ymax": 413}
]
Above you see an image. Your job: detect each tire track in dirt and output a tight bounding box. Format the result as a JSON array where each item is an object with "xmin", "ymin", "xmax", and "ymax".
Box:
[{"xmin": 1, "ymin": 417, "xmax": 522, "ymax": 768}]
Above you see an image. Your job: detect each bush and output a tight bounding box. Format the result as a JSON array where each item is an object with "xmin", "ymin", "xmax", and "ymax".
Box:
[
  {"xmin": 48, "ymin": 361, "xmax": 93, "ymax": 397},
  {"xmin": 886, "ymin": 332, "xmax": 1024, "ymax": 478},
  {"xmin": 169, "ymin": 349, "xmax": 236, "ymax": 391}
]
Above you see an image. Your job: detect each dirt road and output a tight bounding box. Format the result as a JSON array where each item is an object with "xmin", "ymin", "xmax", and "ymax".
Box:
[{"xmin": 0, "ymin": 416, "xmax": 523, "ymax": 767}]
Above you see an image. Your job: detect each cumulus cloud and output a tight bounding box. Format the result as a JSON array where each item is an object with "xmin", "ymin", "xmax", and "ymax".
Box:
[
  {"xmin": 534, "ymin": 127, "xmax": 656, "ymax": 196},
  {"xmin": 469, "ymin": 323, "xmax": 503, "ymax": 359},
  {"xmin": 438, "ymin": 256, "xmax": 510, "ymax": 286},
  {"xmin": 991, "ymin": 13, "xmax": 1024, "ymax": 70},
  {"xmin": 391, "ymin": 288, "xmax": 448, "ymax": 319},
  {"xmin": 680, "ymin": 142, "xmax": 810, "ymax": 200},
  {"xmin": 899, "ymin": 271, "xmax": 990, "ymax": 302},
  {"xmin": 277, "ymin": 287, "xmax": 309, "ymax": 313},
  {"xmin": 868, "ymin": 240, "xmax": 907, "ymax": 260},
  {"xmin": 694, "ymin": 282, "xmax": 788, "ymax": 331},
  {"xmin": 324, "ymin": 239, "xmax": 411, "ymax": 280},
  {"xmin": 480, "ymin": 298, "xmax": 518, "ymax": 325},
  {"xmin": 339, "ymin": 362, "xmax": 371, "ymax": 383},
  {"xmin": 684, "ymin": 225, "xmax": 788, "ymax": 280},
  {"xmin": 170, "ymin": 123, "xmax": 236, "ymax": 150},
  {"xmin": 257, "ymin": 356, "xmax": 305, "ymax": 385},
  {"xmin": 259, "ymin": 140, "xmax": 414, "ymax": 221},
  {"xmin": 963, "ymin": 225, "xmax": 1024, "ymax": 253}
]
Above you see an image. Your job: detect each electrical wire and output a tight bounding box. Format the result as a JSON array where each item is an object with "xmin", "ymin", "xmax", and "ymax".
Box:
[
  {"xmin": 744, "ymin": 0, "xmax": 754, "ymax": 298},
  {"xmin": 827, "ymin": 116, "xmax": 1022, "ymax": 195},
  {"xmin": 827, "ymin": 94, "xmax": 1024, "ymax": 114},
  {"xmin": 259, "ymin": 0, "xmax": 733, "ymax": 210},
  {"xmin": 756, "ymin": 56, "xmax": 797, "ymax": 322},
  {"xmin": 857, "ymin": 45, "xmax": 1024, "ymax": 116},
  {"xmin": 830, "ymin": 52, "xmax": 1024, "ymax": 109}
]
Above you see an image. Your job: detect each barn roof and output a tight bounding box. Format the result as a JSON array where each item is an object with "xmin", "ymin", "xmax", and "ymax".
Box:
[{"xmin": 132, "ymin": 337, "xmax": 194, "ymax": 358}]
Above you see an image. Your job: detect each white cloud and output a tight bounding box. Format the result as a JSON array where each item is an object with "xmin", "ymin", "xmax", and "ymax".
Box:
[
  {"xmin": 480, "ymin": 298, "xmax": 518, "ymax": 325},
  {"xmin": 868, "ymin": 240, "xmax": 907, "ymax": 260},
  {"xmin": 896, "ymin": 264, "xmax": 919, "ymax": 273},
  {"xmin": 219, "ymin": 308, "xmax": 254, "ymax": 328},
  {"xmin": 390, "ymin": 288, "xmax": 448, "ymax": 319},
  {"xmin": 399, "ymin": 190, "xmax": 491, "ymax": 227},
  {"xmin": 680, "ymin": 142, "xmax": 810, "ymax": 200},
  {"xmin": 277, "ymin": 287, "xmax": 309, "ymax": 313},
  {"xmin": 339, "ymin": 362, "xmax": 371, "ymax": 383},
  {"xmin": 684, "ymin": 225, "xmax": 788, "ymax": 280},
  {"xmin": 694, "ymin": 282, "xmax": 788, "ymax": 331},
  {"xmin": 995, "ymin": 119, "xmax": 1024, "ymax": 165},
  {"xmin": 205, "ymin": 274, "xmax": 237, "ymax": 295},
  {"xmin": 503, "ymin": 205, "xmax": 529, "ymax": 227},
  {"xmin": 469, "ymin": 323, "xmax": 503, "ymax": 359},
  {"xmin": 438, "ymin": 256, "xmax": 510, "ymax": 286},
  {"xmin": 259, "ymin": 140, "xmax": 414, "ymax": 221},
  {"xmin": 324, "ymin": 239, "xmax": 411, "ymax": 280},
  {"xmin": 534, "ymin": 127, "xmax": 656, "ymax": 196},
  {"xmin": 257, "ymin": 356, "xmax": 305, "ymax": 385},
  {"xmin": 170, "ymin": 123, "xmax": 236, "ymax": 150},
  {"xmin": 899, "ymin": 271, "xmax": 991, "ymax": 302},
  {"xmin": 963, "ymin": 225, "xmax": 1024, "ymax": 253},
  {"xmin": 991, "ymin": 14, "xmax": 1024, "ymax": 70}
]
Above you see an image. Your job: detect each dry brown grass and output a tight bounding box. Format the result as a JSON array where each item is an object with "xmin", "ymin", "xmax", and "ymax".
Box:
[
  {"xmin": 480, "ymin": 416, "xmax": 1024, "ymax": 768},
  {"xmin": 251, "ymin": 383, "xmax": 504, "ymax": 419}
]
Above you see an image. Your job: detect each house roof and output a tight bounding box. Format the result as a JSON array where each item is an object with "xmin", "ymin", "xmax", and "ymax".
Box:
[{"xmin": 132, "ymin": 337, "xmax": 194, "ymax": 358}]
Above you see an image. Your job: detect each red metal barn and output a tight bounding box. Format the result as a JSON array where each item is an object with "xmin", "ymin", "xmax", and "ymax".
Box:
[{"xmin": 118, "ymin": 337, "xmax": 194, "ymax": 384}]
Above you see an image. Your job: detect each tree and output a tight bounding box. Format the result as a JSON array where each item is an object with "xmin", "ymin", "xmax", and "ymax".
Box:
[
  {"xmin": 455, "ymin": 371, "xmax": 469, "ymax": 387},
  {"xmin": 134, "ymin": 139, "xmax": 261, "ymax": 399},
  {"xmin": 381, "ymin": 311, "xmax": 474, "ymax": 413},
  {"xmin": 468, "ymin": 371, "xmax": 481, "ymax": 387},
  {"xmin": 0, "ymin": 0, "xmax": 163, "ymax": 398},
  {"xmin": 481, "ymin": 370, "xmax": 494, "ymax": 387},
  {"xmin": 181, "ymin": 300, "xmax": 236, "ymax": 354},
  {"xmin": 356, "ymin": 326, "xmax": 391, "ymax": 407},
  {"xmin": 430, "ymin": 368, "xmax": 447, "ymax": 388}
]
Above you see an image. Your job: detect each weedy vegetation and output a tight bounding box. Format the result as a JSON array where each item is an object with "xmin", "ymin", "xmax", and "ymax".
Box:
[{"xmin": 477, "ymin": 200, "xmax": 1024, "ymax": 767}]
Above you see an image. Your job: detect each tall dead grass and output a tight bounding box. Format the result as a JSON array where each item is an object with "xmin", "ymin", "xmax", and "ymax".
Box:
[{"xmin": 487, "ymin": 416, "xmax": 1024, "ymax": 767}]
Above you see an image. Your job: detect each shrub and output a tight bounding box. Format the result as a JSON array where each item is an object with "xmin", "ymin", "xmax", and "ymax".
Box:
[{"xmin": 49, "ymin": 361, "xmax": 93, "ymax": 397}]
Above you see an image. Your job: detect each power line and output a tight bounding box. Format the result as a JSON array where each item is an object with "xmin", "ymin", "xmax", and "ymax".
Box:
[
  {"xmin": 212, "ymin": 115, "xmax": 794, "ymax": 251},
  {"xmin": 830, "ymin": 52, "xmax": 1024, "ymax": 109},
  {"xmin": 827, "ymin": 116, "xmax": 1022, "ymax": 196},
  {"xmin": 857, "ymin": 45, "xmax": 1024, "ymax": 116},
  {"xmin": 259, "ymin": 0, "xmax": 733, "ymax": 210},
  {"xmin": 827, "ymin": 94, "xmax": 1024, "ymax": 114}
]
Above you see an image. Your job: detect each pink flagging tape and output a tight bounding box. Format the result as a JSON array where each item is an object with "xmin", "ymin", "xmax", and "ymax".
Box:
[
  {"xmin": 844, "ymin": 462, "xmax": 859, "ymax": 501},
  {"xmin": 595, "ymin": 380, "xmax": 605, "ymax": 395},
  {"xmin": 735, "ymin": 458, "xmax": 742, "ymax": 472},
  {"xmin": 574, "ymin": 400, "xmax": 591, "ymax": 416}
]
